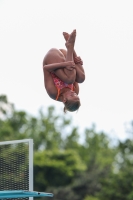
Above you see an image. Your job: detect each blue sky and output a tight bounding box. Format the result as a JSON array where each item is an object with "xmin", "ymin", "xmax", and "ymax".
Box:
[{"xmin": 0, "ymin": 0, "xmax": 133, "ymax": 141}]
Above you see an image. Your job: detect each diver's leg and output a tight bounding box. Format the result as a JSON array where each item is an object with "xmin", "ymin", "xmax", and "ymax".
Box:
[
  {"xmin": 43, "ymin": 48, "xmax": 75, "ymax": 84},
  {"xmin": 58, "ymin": 29, "xmax": 77, "ymax": 83},
  {"xmin": 63, "ymin": 31, "xmax": 85, "ymax": 83}
]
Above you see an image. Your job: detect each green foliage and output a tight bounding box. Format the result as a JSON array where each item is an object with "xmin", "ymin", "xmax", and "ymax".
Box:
[
  {"xmin": 99, "ymin": 169, "xmax": 133, "ymax": 200},
  {"xmin": 99, "ymin": 136, "xmax": 133, "ymax": 200},
  {"xmin": 34, "ymin": 149, "xmax": 86, "ymax": 190},
  {"xmin": 84, "ymin": 125, "xmax": 116, "ymax": 169},
  {"xmin": 84, "ymin": 196, "xmax": 100, "ymax": 200}
]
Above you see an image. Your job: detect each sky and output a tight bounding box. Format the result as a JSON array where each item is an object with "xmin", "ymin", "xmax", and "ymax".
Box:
[{"xmin": 0, "ymin": 0, "xmax": 133, "ymax": 141}]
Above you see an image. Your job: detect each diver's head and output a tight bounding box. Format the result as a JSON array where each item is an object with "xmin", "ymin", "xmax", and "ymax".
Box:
[{"xmin": 62, "ymin": 90, "xmax": 81, "ymax": 113}]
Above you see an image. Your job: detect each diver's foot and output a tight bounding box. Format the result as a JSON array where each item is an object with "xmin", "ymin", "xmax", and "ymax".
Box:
[
  {"xmin": 65, "ymin": 29, "xmax": 76, "ymax": 49},
  {"xmin": 63, "ymin": 32, "xmax": 69, "ymax": 41}
]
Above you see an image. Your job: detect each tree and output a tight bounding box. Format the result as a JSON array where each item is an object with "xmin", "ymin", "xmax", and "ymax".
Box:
[
  {"xmin": 0, "ymin": 95, "xmax": 27, "ymax": 141},
  {"xmin": 34, "ymin": 149, "xmax": 86, "ymax": 191},
  {"xmin": 44, "ymin": 125, "xmax": 117, "ymax": 200},
  {"xmin": 0, "ymin": 95, "xmax": 76, "ymax": 150},
  {"xmin": 99, "ymin": 121, "xmax": 133, "ymax": 200},
  {"xmin": 1, "ymin": 94, "xmax": 125, "ymax": 200}
]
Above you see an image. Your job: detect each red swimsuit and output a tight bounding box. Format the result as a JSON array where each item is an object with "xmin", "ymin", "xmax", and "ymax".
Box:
[{"xmin": 51, "ymin": 73, "xmax": 74, "ymax": 100}]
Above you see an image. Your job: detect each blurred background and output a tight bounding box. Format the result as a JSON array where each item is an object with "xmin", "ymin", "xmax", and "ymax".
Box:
[{"xmin": 0, "ymin": 0, "xmax": 133, "ymax": 199}]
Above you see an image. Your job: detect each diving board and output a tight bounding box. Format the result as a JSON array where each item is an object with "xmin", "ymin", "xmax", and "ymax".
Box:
[{"xmin": 0, "ymin": 190, "xmax": 53, "ymax": 199}]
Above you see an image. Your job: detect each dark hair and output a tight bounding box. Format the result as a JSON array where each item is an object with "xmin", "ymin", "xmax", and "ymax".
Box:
[{"xmin": 63, "ymin": 99, "xmax": 81, "ymax": 113}]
